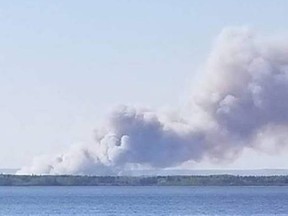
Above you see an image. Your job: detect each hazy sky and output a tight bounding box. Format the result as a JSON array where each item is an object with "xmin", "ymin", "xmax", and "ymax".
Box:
[{"xmin": 1, "ymin": 0, "xmax": 288, "ymax": 168}]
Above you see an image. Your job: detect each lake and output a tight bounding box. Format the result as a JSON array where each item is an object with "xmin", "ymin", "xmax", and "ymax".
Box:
[{"xmin": 0, "ymin": 186, "xmax": 287, "ymax": 215}]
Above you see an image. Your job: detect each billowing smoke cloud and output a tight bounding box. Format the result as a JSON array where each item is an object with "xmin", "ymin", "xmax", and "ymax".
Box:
[{"xmin": 19, "ymin": 27, "xmax": 288, "ymax": 175}]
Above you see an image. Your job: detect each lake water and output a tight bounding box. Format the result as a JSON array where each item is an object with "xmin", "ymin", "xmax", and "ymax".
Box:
[{"xmin": 0, "ymin": 186, "xmax": 287, "ymax": 215}]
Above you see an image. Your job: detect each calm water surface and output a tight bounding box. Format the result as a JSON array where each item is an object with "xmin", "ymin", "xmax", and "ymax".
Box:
[{"xmin": 0, "ymin": 186, "xmax": 288, "ymax": 215}]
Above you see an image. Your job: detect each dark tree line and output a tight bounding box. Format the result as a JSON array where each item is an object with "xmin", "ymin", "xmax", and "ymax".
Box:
[{"xmin": 1, "ymin": 175, "xmax": 288, "ymax": 186}]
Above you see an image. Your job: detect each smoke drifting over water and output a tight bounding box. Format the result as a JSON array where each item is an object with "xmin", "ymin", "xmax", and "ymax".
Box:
[{"xmin": 19, "ymin": 27, "xmax": 288, "ymax": 175}]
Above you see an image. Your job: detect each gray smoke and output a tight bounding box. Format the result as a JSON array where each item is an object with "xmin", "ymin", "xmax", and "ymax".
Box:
[{"xmin": 18, "ymin": 27, "xmax": 288, "ymax": 175}]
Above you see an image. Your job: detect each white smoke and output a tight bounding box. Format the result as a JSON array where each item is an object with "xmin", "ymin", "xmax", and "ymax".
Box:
[{"xmin": 18, "ymin": 27, "xmax": 288, "ymax": 175}]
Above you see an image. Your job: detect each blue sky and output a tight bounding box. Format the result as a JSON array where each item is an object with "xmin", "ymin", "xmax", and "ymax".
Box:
[{"xmin": 1, "ymin": 0, "xmax": 288, "ymax": 168}]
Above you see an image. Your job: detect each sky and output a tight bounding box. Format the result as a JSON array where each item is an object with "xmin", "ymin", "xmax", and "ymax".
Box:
[{"xmin": 1, "ymin": 0, "xmax": 288, "ymax": 169}]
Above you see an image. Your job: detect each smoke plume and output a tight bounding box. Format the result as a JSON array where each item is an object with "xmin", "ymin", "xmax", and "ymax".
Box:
[{"xmin": 19, "ymin": 27, "xmax": 288, "ymax": 175}]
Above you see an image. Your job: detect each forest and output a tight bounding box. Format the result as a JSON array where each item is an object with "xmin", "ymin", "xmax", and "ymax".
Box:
[{"xmin": 0, "ymin": 175, "xmax": 288, "ymax": 186}]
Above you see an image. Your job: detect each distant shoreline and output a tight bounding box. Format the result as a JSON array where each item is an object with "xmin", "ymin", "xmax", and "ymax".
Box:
[{"xmin": 1, "ymin": 175, "xmax": 288, "ymax": 186}]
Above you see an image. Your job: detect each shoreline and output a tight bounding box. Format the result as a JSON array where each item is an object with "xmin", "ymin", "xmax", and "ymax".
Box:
[{"xmin": 1, "ymin": 174, "xmax": 288, "ymax": 186}]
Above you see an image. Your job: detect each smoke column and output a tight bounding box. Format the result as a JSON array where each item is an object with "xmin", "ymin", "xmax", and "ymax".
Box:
[{"xmin": 19, "ymin": 27, "xmax": 288, "ymax": 175}]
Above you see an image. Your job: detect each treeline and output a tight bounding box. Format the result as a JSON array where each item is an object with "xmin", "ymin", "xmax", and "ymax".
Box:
[{"xmin": 1, "ymin": 175, "xmax": 288, "ymax": 186}]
